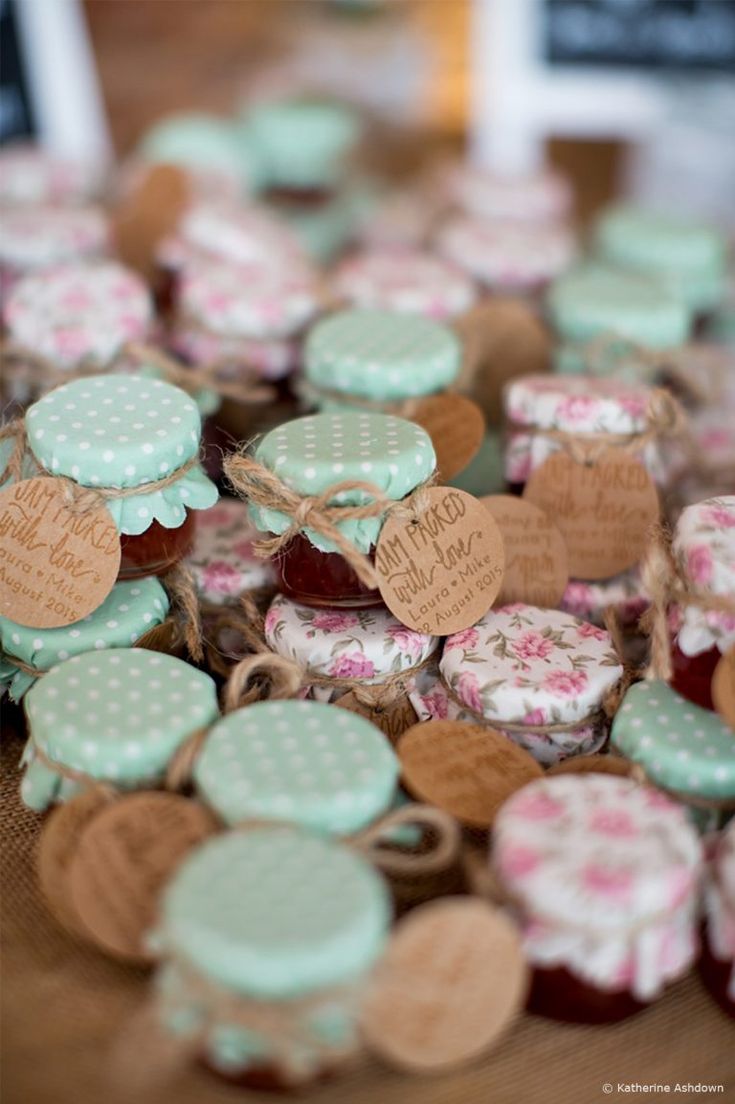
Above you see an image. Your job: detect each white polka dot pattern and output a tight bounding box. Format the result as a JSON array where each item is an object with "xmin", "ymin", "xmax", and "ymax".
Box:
[
  {"xmin": 195, "ymin": 700, "xmax": 398, "ymax": 833},
  {"xmin": 159, "ymin": 827, "xmax": 390, "ymax": 997}
]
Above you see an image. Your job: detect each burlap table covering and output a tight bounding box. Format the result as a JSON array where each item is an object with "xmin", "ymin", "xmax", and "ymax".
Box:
[{"xmin": 1, "ymin": 715, "xmax": 732, "ymax": 1104}]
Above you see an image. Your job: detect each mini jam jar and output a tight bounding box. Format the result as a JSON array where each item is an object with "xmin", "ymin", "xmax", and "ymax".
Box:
[
  {"xmin": 446, "ymin": 165, "xmax": 573, "ymax": 225},
  {"xmin": 187, "ymin": 498, "xmax": 275, "ymax": 606},
  {"xmin": 169, "ymin": 253, "xmax": 319, "ymax": 386},
  {"xmin": 0, "ymin": 576, "xmax": 169, "ymax": 702},
  {"xmin": 546, "ymin": 263, "xmax": 692, "ymax": 376},
  {"xmin": 152, "ymin": 826, "xmax": 390, "ymax": 1089},
  {"xmin": 25, "ymin": 374, "xmax": 219, "ymax": 579},
  {"xmin": 331, "ymin": 248, "xmax": 476, "ymax": 321},
  {"xmin": 0, "ymin": 142, "xmax": 103, "ymax": 206},
  {"xmin": 248, "ymin": 411, "xmax": 436, "ymax": 608},
  {"xmin": 491, "ymin": 774, "xmax": 703, "ymax": 1023},
  {"xmin": 611, "ymin": 680, "xmax": 735, "ymax": 832},
  {"xmin": 668, "ymin": 496, "xmax": 735, "ymax": 711},
  {"xmin": 303, "ymin": 308, "xmax": 461, "ymax": 411},
  {"xmin": 700, "ymin": 821, "xmax": 735, "ymax": 1018},
  {"xmin": 263, "ymin": 593, "xmax": 439, "ymax": 703},
  {"xmin": 436, "ymin": 217, "xmax": 576, "ymax": 302},
  {"xmin": 0, "ymin": 206, "xmax": 110, "ymax": 292},
  {"xmin": 560, "ymin": 568, "xmax": 649, "ymax": 630},
  {"xmin": 594, "ymin": 205, "xmax": 727, "ymax": 322},
  {"xmin": 412, "ymin": 604, "xmax": 623, "ymax": 767},
  {"xmin": 193, "ymin": 699, "xmax": 399, "ymax": 832},
  {"xmin": 20, "ymin": 648, "xmax": 219, "ymax": 812}
]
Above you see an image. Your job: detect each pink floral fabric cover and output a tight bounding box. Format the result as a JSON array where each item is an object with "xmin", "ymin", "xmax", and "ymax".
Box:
[
  {"xmin": 411, "ymin": 604, "xmax": 623, "ymax": 765},
  {"xmin": 436, "ymin": 217, "xmax": 576, "ymax": 291},
  {"xmin": 447, "ymin": 165, "xmax": 572, "ymax": 224},
  {"xmin": 503, "ymin": 374, "xmax": 663, "ymax": 485},
  {"xmin": 156, "ymin": 201, "xmax": 305, "ymax": 273},
  {"xmin": 561, "ymin": 567, "xmax": 649, "ymax": 628},
  {"xmin": 332, "ymin": 248, "xmax": 476, "ymax": 320},
  {"xmin": 704, "ymin": 821, "xmax": 735, "ymax": 1001},
  {"xmin": 170, "ymin": 327, "xmax": 297, "ymax": 381},
  {"xmin": 0, "ymin": 206, "xmax": 109, "ymax": 276},
  {"xmin": 492, "ymin": 775, "xmax": 703, "ymax": 999},
  {"xmin": 264, "ymin": 593, "xmax": 439, "ymax": 702},
  {"xmin": 3, "ymin": 261, "xmax": 153, "ymax": 370},
  {"xmin": 671, "ymin": 496, "xmax": 735, "ymax": 657},
  {"xmin": 0, "ymin": 144, "xmax": 102, "ymax": 206},
  {"xmin": 187, "ymin": 499, "xmax": 274, "ymax": 605}
]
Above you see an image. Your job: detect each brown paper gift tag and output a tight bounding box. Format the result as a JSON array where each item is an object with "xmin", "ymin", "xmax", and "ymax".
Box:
[
  {"xmin": 360, "ymin": 897, "xmax": 527, "ymax": 1073},
  {"xmin": 112, "ymin": 163, "xmax": 190, "ymax": 280},
  {"xmin": 67, "ymin": 792, "xmax": 218, "ymax": 963},
  {"xmin": 712, "ymin": 646, "xmax": 735, "ymax": 732},
  {"xmin": 547, "ymin": 754, "xmax": 635, "ymax": 778},
  {"xmin": 481, "ymin": 494, "xmax": 568, "ymax": 607},
  {"xmin": 334, "ymin": 691, "xmax": 418, "ymax": 746},
  {"xmin": 398, "ymin": 720, "xmax": 543, "ymax": 828},
  {"xmin": 376, "ymin": 487, "xmax": 504, "ymax": 635},
  {"xmin": 0, "ymin": 477, "xmax": 121, "ymax": 627},
  {"xmin": 523, "ymin": 450, "xmax": 660, "ymax": 579},
  {"xmin": 409, "ymin": 394, "xmax": 485, "ymax": 482},
  {"xmin": 36, "ymin": 788, "xmax": 114, "ymax": 939}
]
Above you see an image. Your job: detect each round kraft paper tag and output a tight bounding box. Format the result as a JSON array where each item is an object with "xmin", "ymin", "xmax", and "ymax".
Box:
[
  {"xmin": 522, "ymin": 450, "xmax": 660, "ymax": 580},
  {"xmin": 712, "ymin": 646, "xmax": 735, "ymax": 732},
  {"xmin": 397, "ymin": 720, "xmax": 542, "ymax": 828},
  {"xmin": 360, "ymin": 896, "xmax": 527, "ymax": 1073},
  {"xmin": 67, "ymin": 792, "xmax": 218, "ymax": 962},
  {"xmin": 409, "ymin": 394, "xmax": 485, "ymax": 482},
  {"xmin": 0, "ymin": 477, "xmax": 121, "ymax": 627},
  {"xmin": 375, "ymin": 487, "xmax": 504, "ymax": 635},
  {"xmin": 481, "ymin": 494, "xmax": 568, "ymax": 607}
]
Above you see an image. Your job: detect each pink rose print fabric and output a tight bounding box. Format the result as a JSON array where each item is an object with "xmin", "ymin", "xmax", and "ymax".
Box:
[
  {"xmin": 437, "ymin": 216, "xmax": 576, "ymax": 291},
  {"xmin": 0, "ymin": 205, "xmax": 109, "ymax": 280},
  {"xmin": 187, "ymin": 498, "xmax": 274, "ymax": 605},
  {"xmin": 264, "ymin": 593, "xmax": 439, "ymax": 702},
  {"xmin": 492, "ymin": 775, "xmax": 702, "ymax": 1000},
  {"xmin": 447, "ymin": 165, "xmax": 572, "ymax": 224},
  {"xmin": 411, "ymin": 604, "xmax": 623, "ymax": 765},
  {"xmin": 0, "ymin": 144, "xmax": 102, "ymax": 206},
  {"xmin": 560, "ymin": 567, "xmax": 649, "ymax": 628},
  {"xmin": 158, "ymin": 200, "xmax": 306, "ymax": 273},
  {"xmin": 333, "ymin": 248, "xmax": 476, "ymax": 320},
  {"xmin": 704, "ymin": 821, "xmax": 735, "ymax": 1000},
  {"xmin": 672, "ymin": 496, "xmax": 735, "ymax": 657}
]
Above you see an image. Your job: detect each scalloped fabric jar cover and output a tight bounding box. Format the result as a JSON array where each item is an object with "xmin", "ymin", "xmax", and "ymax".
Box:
[
  {"xmin": 436, "ymin": 217, "xmax": 576, "ymax": 295},
  {"xmin": 701, "ymin": 820, "xmax": 735, "ymax": 1016},
  {"xmin": 560, "ymin": 567, "xmax": 649, "ymax": 629},
  {"xmin": 447, "ymin": 165, "xmax": 573, "ymax": 225},
  {"xmin": 264, "ymin": 593, "xmax": 439, "ymax": 701},
  {"xmin": 0, "ymin": 206, "xmax": 109, "ymax": 288},
  {"xmin": 0, "ymin": 143, "xmax": 103, "ymax": 206},
  {"xmin": 332, "ymin": 248, "xmax": 476, "ymax": 321},
  {"xmin": 25, "ymin": 374, "xmax": 218, "ymax": 578},
  {"xmin": 194, "ymin": 699, "xmax": 399, "ymax": 833},
  {"xmin": 152, "ymin": 827, "xmax": 390, "ymax": 1084},
  {"xmin": 304, "ymin": 308, "xmax": 461, "ymax": 408},
  {"xmin": 411, "ymin": 604, "xmax": 623, "ymax": 766},
  {"xmin": 491, "ymin": 774, "xmax": 702, "ymax": 1021},
  {"xmin": 0, "ymin": 576, "xmax": 169, "ymax": 701},
  {"xmin": 187, "ymin": 498, "xmax": 274, "ymax": 606},
  {"xmin": 21, "ymin": 648, "xmax": 219, "ymax": 812},
  {"xmin": 248, "ymin": 411, "xmax": 436, "ymax": 608},
  {"xmin": 157, "ymin": 201, "xmax": 306, "ymax": 275}
]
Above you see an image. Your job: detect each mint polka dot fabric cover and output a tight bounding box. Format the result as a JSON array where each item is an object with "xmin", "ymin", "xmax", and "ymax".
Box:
[
  {"xmin": 249, "ymin": 411, "xmax": 436, "ymax": 554},
  {"xmin": 246, "ymin": 100, "xmax": 359, "ymax": 190},
  {"xmin": 153, "ymin": 827, "xmax": 389, "ymax": 1076},
  {"xmin": 670, "ymin": 496, "xmax": 735, "ymax": 658},
  {"xmin": 0, "ymin": 576, "xmax": 168, "ymax": 701},
  {"xmin": 264, "ymin": 593, "xmax": 439, "ymax": 701},
  {"xmin": 611, "ymin": 680, "xmax": 735, "ymax": 806},
  {"xmin": 491, "ymin": 775, "xmax": 702, "ymax": 1001},
  {"xmin": 304, "ymin": 309, "xmax": 461, "ymax": 403},
  {"xmin": 0, "ymin": 206, "xmax": 109, "ymax": 274},
  {"xmin": 25, "ymin": 374, "xmax": 218, "ymax": 534},
  {"xmin": 4, "ymin": 261, "xmax": 152, "ymax": 370},
  {"xmin": 332, "ymin": 249, "xmax": 476, "ymax": 321},
  {"xmin": 21, "ymin": 648, "xmax": 219, "ymax": 812},
  {"xmin": 411, "ymin": 604, "xmax": 623, "ymax": 765},
  {"xmin": 187, "ymin": 499, "xmax": 274, "ymax": 605},
  {"xmin": 194, "ymin": 700, "xmax": 399, "ymax": 833}
]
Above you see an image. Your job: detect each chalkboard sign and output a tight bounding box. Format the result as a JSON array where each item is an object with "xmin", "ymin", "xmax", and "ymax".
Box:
[
  {"xmin": 545, "ymin": 0, "xmax": 735, "ymax": 72},
  {"xmin": 0, "ymin": 0, "xmax": 35, "ymax": 143}
]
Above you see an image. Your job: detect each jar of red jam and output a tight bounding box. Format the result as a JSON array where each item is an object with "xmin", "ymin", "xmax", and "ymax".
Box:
[
  {"xmin": 700, "ymin": 822, "xmax": 735, "ymax": 1018},
  {"xmin": 492, "ymin": 774, "xmax": 702, "ymax": 1023},
  {"xmin": 332, "ymin": 248, "xmax": 476, "ymax": 321},
  {"xmin": 668, "ymin": 496, "xmax": 735, "ymax": 711},
  {"xmin": 247, "ymin": 411, "xmax": 436, "ymax": 608},
  {"xmin": 25, "ymin": 373, "xmax": 218, "ymax": 579}
]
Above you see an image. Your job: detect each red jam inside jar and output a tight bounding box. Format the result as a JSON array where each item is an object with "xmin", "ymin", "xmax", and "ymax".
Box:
[
  {"xmin": 699, "ymin": 922, "xmax": 735, "ymax": 1020},
  {"xmin": 670, "ymin": 639, "xmax": 720, "ymax": 712},
  {"xmin": 119, "ymin": 511, "xmax": 196, "ymax": 579},
  {"xmin": 526, "ymin": 964, "xmax": 649, "ymax": 1025},
  {"xmin": 273, "ymin": 533, "xmax": 382, "ymax": 609}
]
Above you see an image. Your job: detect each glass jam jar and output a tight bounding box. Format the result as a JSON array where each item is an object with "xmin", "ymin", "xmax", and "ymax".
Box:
[
  {"xmin": 25, "ymin": 373, "xmax": 219, "ymax": 579},
  {"xmin": 0, "ymin": 206, "xmax": 109, "ymax": 293},
  {"xmin": 491, "ymin": 774, "xmax": 702, "ymax": 1024},
  {"xmin": 303, "ymin": 307, "xmax": 461, "ymax": 412},
  {"xmin": 247, "ymin": 410, "xmax": 436, "ymax": 608},
  {"xmin": 668, "ymin": 496, "xmax": 735, "ymax": 711},
  {"xmin": 411, "ymin": 604, "xmax": 623, "ymax": 767},
  {"xmin": 700, "ymin": 821, "xmax": 735, "ymax": 1019},
  {"xmin": 20, "ymin": 648, "xmax": 219, "ymax": 812},
  {"xmin": 152, "ymin": 827, "xmax": 390, "ymax": 1090},
  {"xmin": 332, "ymin": 248, "xmax": 476, "ymax": 321}
]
